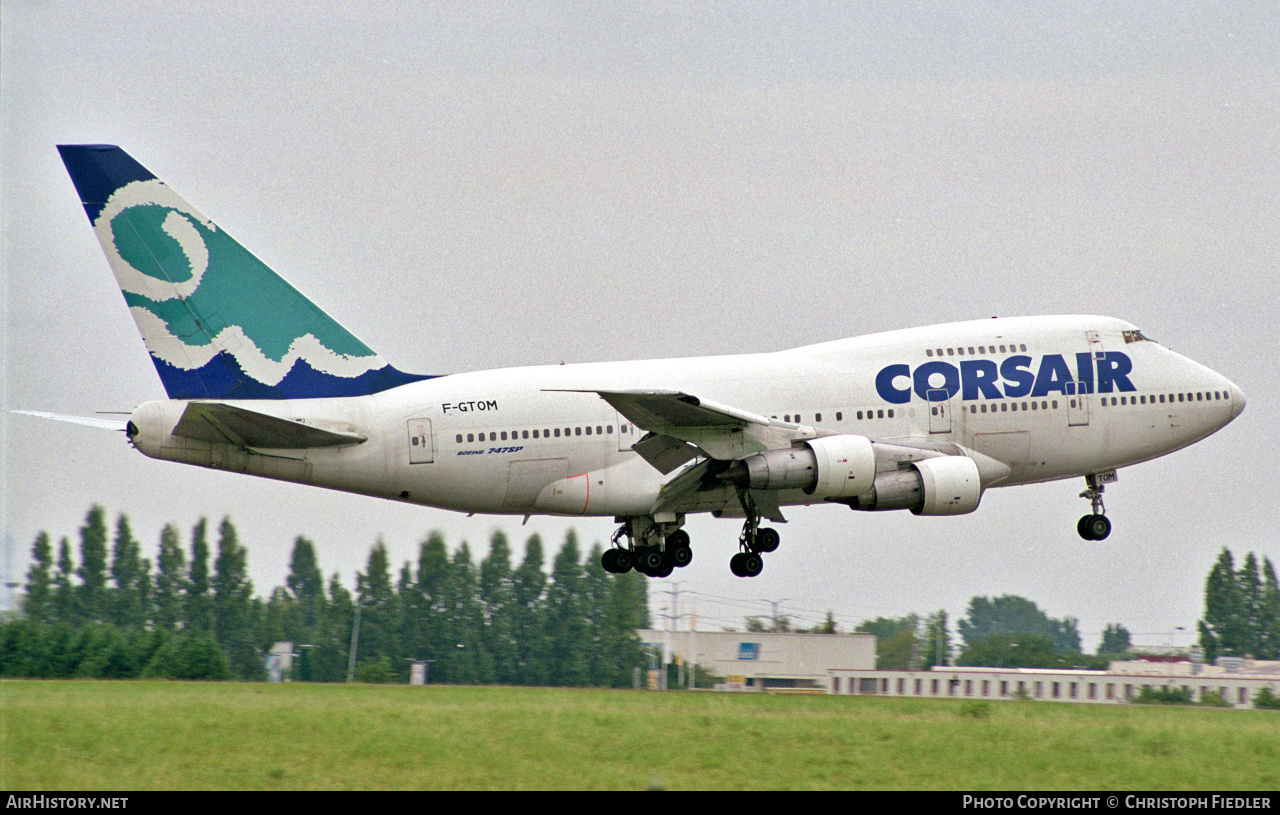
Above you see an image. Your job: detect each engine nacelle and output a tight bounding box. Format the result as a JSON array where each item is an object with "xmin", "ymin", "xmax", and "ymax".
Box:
[
  {"xmin": 912, "ymin": 454, "xmax": 982, "ymax": 515},
  {"xmin": 722, "ymin": 435, "xmax": 876, "ymax": 500},
  {"xmin": 847, "ymin": 454, "xmax": 983, "ymax": 515}
]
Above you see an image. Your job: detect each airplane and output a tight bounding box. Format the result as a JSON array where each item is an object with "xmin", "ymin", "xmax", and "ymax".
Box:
[{"xmin": 43, "ymin": 144, "xmax": 1246, "ymax": 579}]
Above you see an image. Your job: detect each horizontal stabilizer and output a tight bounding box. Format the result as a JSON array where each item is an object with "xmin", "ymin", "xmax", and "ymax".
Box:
[
  {"xmin": 10, "ymin": 410, "xmax": 128, "ymax": 431},
  {"xmin": 172, "ymin": 402, "xmax": 366, "ymax": 449}
]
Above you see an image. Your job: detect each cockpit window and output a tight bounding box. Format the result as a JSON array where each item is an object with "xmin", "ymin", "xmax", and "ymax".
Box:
[{"xmin": 1122, "ymin": 329, "xmax": 1156, "ymax": 344}]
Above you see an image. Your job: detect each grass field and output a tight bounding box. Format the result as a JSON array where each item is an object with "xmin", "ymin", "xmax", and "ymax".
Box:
[{"xmin": 2, "ymin": 680, "xmax": 1277, "ymax": 790}]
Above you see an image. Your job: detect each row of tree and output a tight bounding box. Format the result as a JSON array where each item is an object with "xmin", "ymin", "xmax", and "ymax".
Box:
[
  {"xmin": 852, "ymin": 598, "xmax": 1111, "ymax": 670},
  {"xmin": 1198, "ymin": 548, "xmax": 1280, "ymax": 661},
  {"xmin": 7, "ymin": 505, "xmax": 652, "ymax": 685},
  {"xmin": 849, "ymin": 548, "xmax": 1279, "ymax": 670}
]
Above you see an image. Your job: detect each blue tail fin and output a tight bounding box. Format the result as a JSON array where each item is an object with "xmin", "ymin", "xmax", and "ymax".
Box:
[{"xmin": 58, "ymin": 145, "xmax": 433, "ymax": 400}]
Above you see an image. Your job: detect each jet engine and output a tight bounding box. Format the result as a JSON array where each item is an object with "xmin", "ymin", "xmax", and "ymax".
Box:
[
  {"xmin": 719, "ymin": 435, "xmax": 876, "ymax": 499},
  {"xmin": 846, "ymin": 454, "xmax": 982, "ymax": 516}
]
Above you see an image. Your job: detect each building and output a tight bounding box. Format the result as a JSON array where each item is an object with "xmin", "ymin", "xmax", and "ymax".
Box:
[
  {"xmin": 639, "ymin": 629, "xmax": 875, "ymax": 690},
  {"xmin": 831, "ymin": 660, "xmax": 1280, "ymax": 710}
]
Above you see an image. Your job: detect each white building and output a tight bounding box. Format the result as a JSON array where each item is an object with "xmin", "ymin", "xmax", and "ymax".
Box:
[
  {"xmin": 830, "ymin": 661, "xmax": 1280, "ymax": 709},
  {"xmin": 639, "ymin": 629, "xmax": 876, "ymax": 690}
]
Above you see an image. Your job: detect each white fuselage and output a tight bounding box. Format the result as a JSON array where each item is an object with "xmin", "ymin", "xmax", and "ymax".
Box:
[{"xmin": 127, "ymin": 315, "xmax": 1244, "ymax": 521}]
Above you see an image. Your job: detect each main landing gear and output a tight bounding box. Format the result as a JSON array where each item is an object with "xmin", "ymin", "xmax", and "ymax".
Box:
[
  {"xmin": 601, "ymin": 517, "xmax": 693, "ymax": 578},
  {"xmin": 728, "ymin": 488, "xmax": 779, "ymax": 578},
  {"xmin": 1077, "ymin": 473, "xmax": 1112, "ymax": 541}
]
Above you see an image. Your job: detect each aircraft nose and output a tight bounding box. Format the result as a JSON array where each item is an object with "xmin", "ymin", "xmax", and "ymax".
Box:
[{"xmin": 1228, "ymin": 380, "xmax": 1246, "ymax": 420}]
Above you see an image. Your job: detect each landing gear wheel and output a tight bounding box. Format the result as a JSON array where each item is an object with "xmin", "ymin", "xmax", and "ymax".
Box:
[
  {"xmin": 665, "ymin": 529, "xmax": 693, "ymax": 568},
  {"xmin": 613, "ymin": 548, "xmax": 634, "ymax": 573},
  {"xmin": 1078, "ymin": 514, "xmax": 1111, "ymax": 541},
  {"xmin": 601, "ymin": 548, "xmax": 618, "ymax": 573},
  {"xmin": 640, "ymin": 548, "xmax": 669, "ymax": 576},
  {"xmin": 754, "ymin": 527, "xmax": 780, "ymax": 553},
  {"xmin": 729, "ymin": 552, "xmax": 764, "ymax": 578}
]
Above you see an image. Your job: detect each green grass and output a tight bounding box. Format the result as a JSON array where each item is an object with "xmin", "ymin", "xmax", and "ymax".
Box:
[{"xmin": 2, "ymin": 680, "xmax": 1276, "ymax": 790}]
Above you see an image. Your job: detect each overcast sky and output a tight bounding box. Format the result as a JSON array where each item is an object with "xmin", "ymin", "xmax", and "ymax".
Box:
[{"xmin": 3, "ymin": 1, "xmax": 1277, "ymax": 650}]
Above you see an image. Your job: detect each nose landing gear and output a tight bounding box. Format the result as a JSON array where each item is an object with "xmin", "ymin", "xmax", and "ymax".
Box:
[{"xmin": 1077, "ymin": 472, "xmax": 1114, "ymax": 541}]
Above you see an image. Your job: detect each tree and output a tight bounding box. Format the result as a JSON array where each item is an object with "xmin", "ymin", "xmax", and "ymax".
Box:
[
  {"xmin": 285, "ymin": 536, "xmax": 325, "ymax": 640},
  {"xmin": 187, "ymin": 519, "xmax": 213, "ymax": 633},
  {"xmin": 856, "ymin": 615, "xmax": 921, "ymax": 670},
  {"xmin": 153, "ymin": 524, "xmax": 187, "ymax": 633},
  {"xmin": 922, "ymin": 610, "xmax": 951, "ymax": 669},
  {"xmin": 513, "ymin": 533, "xmax": 549, "ymax": 685},
  {"xmin": 1097, "ymin": 623, "xmax": 1131, "ymax": 657},
  {"xmin": 479, "ymin": 531, "xmax": 520, "ymax": 684},
  {"xmin": 212, "ymin": 517, "xmax": 259, "ymax": 679},
  {"xmin": 355, "ymin": 540, "xmax": 400, "ymax": 672},
  {"xmin": 958, "ymin": 595, "xmax": 1081, "ymax": 653},
  {"xmin": 23, "ymin": 532, "xmax": 53, "ymax": 623},
  {"xmin": 52, "ymin": 538, "xmax": 75, "ymax": 624},
  {"xmin": 545, "ymin": 531, "xmax": 590, "ymax": 686},
  {"xmin": 108, "ymin": 514, "xmax": 148, "ymax": 630},
  {"xmin": 76, "ymin": 505, "xmax": 109, "ymax": 623}
]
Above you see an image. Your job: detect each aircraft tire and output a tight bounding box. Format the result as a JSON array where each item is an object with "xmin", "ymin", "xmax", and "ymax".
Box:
[
  {"xmin": 601, "ymin": 549, "xmax": 618, "ymax": 573},
  {"xmin": 755, "ymin": 528, "xmax": 780, "ymax": 553},
  {"xmin": 1076, "ymin": 516, "xmax": 1096, "ymax": 540},
  {"xmin": 613, "ymin": 548, "xmax": 633, "ymax": 573}
]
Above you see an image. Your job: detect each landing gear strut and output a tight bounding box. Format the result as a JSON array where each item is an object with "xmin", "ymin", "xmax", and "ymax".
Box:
[
  {"xmin": 1077, "ymin": 473, "xmax": 1112, "ymax": 541},
  {"xmin": 729, "ymin": 488, "xmax": 778, "ymax": 578}
]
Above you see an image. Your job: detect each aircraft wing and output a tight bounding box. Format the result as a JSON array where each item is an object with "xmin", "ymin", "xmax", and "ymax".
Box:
[
  {"xmin": 554, "ymin": 389, "xmax": 818, "ymax": 462},
  {"xmin": 173, "ymin": 402, "xmax": 366, "ymax": 449}
]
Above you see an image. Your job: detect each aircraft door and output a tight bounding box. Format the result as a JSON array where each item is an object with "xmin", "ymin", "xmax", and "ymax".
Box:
[
  {"xmin": 927, "ymin": 390, "xmax": 952, "ymax": 434},
  {"xmin": 1066, "ymin": 382, "xmax": 1090, "ymax": 427},
  {"xmin": 408, "ymin": 418, "xmax": 434, "ymax": 464}
]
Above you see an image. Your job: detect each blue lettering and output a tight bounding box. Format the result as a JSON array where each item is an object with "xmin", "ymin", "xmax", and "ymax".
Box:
[
  {"xmin": 1095, "ymin": 351, "xmax": 1136, "ymax": 393},
  {"xmin": 1075, "ymin": 353, "xmax": 1095, "ymax": 394},
  {"xmin": 875, "ymin": 352, "xmax": 1135, "ymax": 403},
  {"xmin": 913, "ymin": 361, "xmax": 961, "ymax": 401},
  {"xmin": 1000, "ymin": 356, "xmax": 1035, "ymax": 398},
  {"xmin": 1031, "ymin": 354, "xmax": 1074, "ymax": 397},
  {"xmin": 960, "ymin": 359, "xmax": 1002, "ymax": 400},
  {"xmin": 875, "ymin": 364, "xmax": 912, "ymax": 404}
]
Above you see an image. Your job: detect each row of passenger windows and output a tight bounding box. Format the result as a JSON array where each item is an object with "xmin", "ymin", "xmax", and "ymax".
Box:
[
  {"xmin": 1102, "ymin": 390, "xmax": 1227, "ymax": 406},
  {"xmin": 925, "ymin": 342, "xmax": 1028, "ymax": 358},
  {"xmin": 775, "ymin": 410, "xmax": 895, "ymax": 424},
  {"xmin": 456, "ymin": 424, "xmax": 630, "ymax": 444},
  {"xmin": 964, "ymin": 400, "xmax": 1058, "ymax": 414}
]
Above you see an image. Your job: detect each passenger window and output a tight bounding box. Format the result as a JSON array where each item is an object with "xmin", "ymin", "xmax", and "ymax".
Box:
[
  {"xmin": 926, "ymin": 349, "xmax": 934, "ymax": 357},
  {"xmin": 467, "ymin": 433, "xmax": 474, "ymax": 442},
  {"xmin": 887, "ymin": 409, "xmax": 894, "ymax": 418},
  {"xmin": 877, "ymin": 409, "xmax": 884, "ymax": 418},
  {"xmin": 554, "ymin": 428, "xmax": 561, "ymax": 437},
  {"xmin": 533, "ymin": 429, "xmax": 539, "ymax": 439},
  {"xmin": 575, "ymin": 427, "xmax": 581, "ymax": 436},
  {"xmin": 501, "ymin": 432, "xmax": 508, "ymax": 441},
  {"xmin": 815, "ymin": 413, "xmax": 822, "ymax": 422},
  {"xmin": 606, "ymin": 426, "xmax": 613, "ymax": 434},
  {"xmin": 585, "ymin": 426, "xmax": 592, "ymax": 436},
  {"xmin": 836, "ymin": 412, "xmax": 843, "ymax": 421},
  {"xmin": 455, "ymin": 434, "xmax": 463, "ymax": 443}
]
